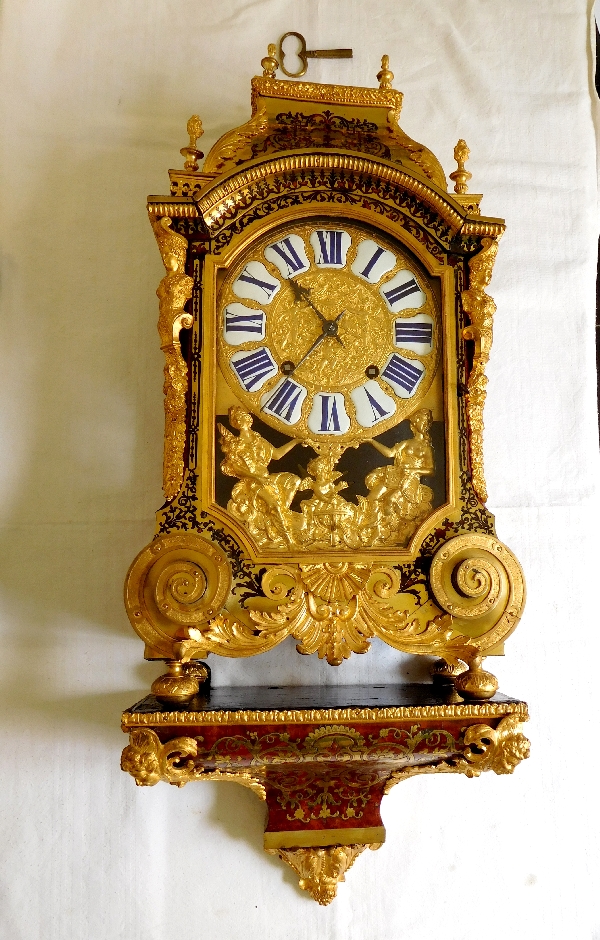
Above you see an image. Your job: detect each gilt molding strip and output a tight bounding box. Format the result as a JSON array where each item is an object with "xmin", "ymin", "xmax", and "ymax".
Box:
[
  {"xmin": 196, "ymin": 153, "xmax": 464, "ymax": 231},
  {"xmin": 147, "ymin": 157, "xmax": 505, "ymax": 243},
  {"xmin": 250, "ymin": 75, "xmax": 404, "ymax": 116},
  {"xmin": 122, "ymin": 700, "xmax": 529, "ymax": 728}
]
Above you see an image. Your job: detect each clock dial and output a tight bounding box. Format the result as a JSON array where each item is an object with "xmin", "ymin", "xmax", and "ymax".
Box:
[{"xmin": 217, "ymin": 220, "xmax": 440, "ymax": 443}]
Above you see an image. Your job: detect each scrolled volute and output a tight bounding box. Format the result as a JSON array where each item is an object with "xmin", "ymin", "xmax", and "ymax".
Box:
[
  {"xmin": 124, "ymin": 533, "xmax": 232, "ymax": 658},
  {"xmin": 121, "ymin": 730, "xmax": 266, "ymax": 798},
  {"xmin": 121, "ymin": 729, "xmax": 198, "ymax": 787},
  {"xmin": 461, "ymin": 715, "xmax": 531, "ymax": 775},
  {"xmin": 429, "ymin": 533, "xmax": 525, "ymax": 653}
]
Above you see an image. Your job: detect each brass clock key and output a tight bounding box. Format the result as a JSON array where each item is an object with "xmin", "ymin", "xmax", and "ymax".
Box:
[{"xmin": 278, "ymin": 31, "xmax": 352, "ymax": 77}]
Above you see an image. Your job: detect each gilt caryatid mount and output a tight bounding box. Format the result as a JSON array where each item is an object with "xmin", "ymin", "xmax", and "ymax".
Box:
[{"xmin": 121, "ymin": 48, "xmax": 528, "ymax": 904}]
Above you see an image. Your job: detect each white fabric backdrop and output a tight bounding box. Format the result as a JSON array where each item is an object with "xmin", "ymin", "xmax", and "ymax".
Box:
[{"xmin": 1, "ymin": 1, "xmax": 599, "ymax": 938}]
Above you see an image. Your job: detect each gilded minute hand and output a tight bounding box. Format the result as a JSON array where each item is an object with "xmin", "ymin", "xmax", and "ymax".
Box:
[{"xmin": 291, "ymin": 332, "xmax": 329, "ymax": 372}]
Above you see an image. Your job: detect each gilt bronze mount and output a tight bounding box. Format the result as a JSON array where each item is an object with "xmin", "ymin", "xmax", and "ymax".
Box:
[{"xmin": 121, "ymin": 47, "xmax": 528, "ymax": 903}]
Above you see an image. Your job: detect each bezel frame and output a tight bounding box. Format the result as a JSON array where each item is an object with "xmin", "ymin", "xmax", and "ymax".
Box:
[{"xmin": 198, "ymin": 196, "xmax": 459, "ymax": 566}]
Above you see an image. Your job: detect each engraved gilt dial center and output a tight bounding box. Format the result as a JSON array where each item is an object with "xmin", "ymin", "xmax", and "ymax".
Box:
[{"xmin": 269, "ymin": 270, "xmax": 389, "ymax": 389}]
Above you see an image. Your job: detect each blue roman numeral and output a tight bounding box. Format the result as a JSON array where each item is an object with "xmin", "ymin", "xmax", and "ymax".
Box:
[
  {"xmin": 359, "ymin": 246, "xmax": 385, "ymax": 279},
  {"xmin": 269, "ymin": 238, "xmax": 305, "ymax": 276},
  {"xmin": 383, "ymin": 278, "xmax": 420, "ymax": 307},
  {"xmin": 315, "ymin": 230, "xmax": 343, "ymax": 266},
  {"xmin": 381, "ymin": 355, "xmax": 424, "ymax": 394},
  {"xmin": 225, "ymin": 309, "xmax": 264, "ymax": 333},
  {"xmin": 232, "ymin": 348, "xmax": 276, "ymax": 391},
  {"xmin": 263, "ymin": 379, "xmax": 303, "ymax": 422},
  {"xmin": 237, "ymin": 267, "xmax": 279, "ymax": 300},
  {"xmin": 395, "ymin": 321, "xmax": 432, "ymax": 347},
  {"xmin": 363, "ymin": 387, "xmax": 391, "ymax": 421},
  {"xmin": 319, "ymin": 396, "xmax": 341, "ymax": 432}
]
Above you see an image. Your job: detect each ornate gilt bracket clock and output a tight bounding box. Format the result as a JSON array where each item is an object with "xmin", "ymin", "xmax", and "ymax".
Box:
[{"xmin": 121, "ymin": 46, "xmax": 529, "ymax": 905}]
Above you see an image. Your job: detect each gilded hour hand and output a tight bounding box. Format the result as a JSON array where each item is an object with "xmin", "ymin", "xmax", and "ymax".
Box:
[
  {"xmin": 290, "ymin": 279, "xmax": 327, "ymax": 326},
  {"xmin": 290, "ymin": 279, "xmax": 344, "ymax": 346}
]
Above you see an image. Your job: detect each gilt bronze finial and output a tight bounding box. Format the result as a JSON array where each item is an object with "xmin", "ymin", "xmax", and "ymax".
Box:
[
  {"xmin": 261, "ymin": 43, "xmax": 279, "ymax": 78},
  {"xmin": 180, "ymin": 115, "xmax": 204, "ymax": 171},
  {"xmin": 377, "ymin": 55, "xmax": 394, "ymax": 89},
  {"xmin": 449, "ymin": 139, "xmax": 472, "ymax": 194}
]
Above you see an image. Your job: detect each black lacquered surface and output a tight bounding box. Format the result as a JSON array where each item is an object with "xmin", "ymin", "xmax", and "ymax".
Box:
[{"xmin": 125, "ymin": 683, "xmax": 523, "ymax": 715}]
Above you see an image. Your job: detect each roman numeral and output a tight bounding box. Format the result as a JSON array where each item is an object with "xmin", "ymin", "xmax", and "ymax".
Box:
[
  {"xmin": 352, "ymin": 239, "xmax": 396, "ymax": 284},
  {"xmin": 225, "ymin": 310, "xmax": 264, "ymax": 333},
  {"xmin": 394, "ymin": 321, "xmax": 433, "ymax": 348},
  {"xmin": 350, "ymin": 381, "xmax": 396, "ymax": 428},
  {"xmin": 265, "ymin": 236, "xmax": 308, "ymax": 277},
  {"xmin": 307, "ymin": 393, "xmax": 350, "ymax": 434},
  {"xmin": 223, "ymin": 306, "xmax": 266, "ymax": 346},
  {"xmin": 363, "ymin": 386, "xmax": 391, "ymax": 421},
  {"xmin": 262, "ymin": 378, "xmax": 305, "ymax": 424},
  {"xmin": 381, "ymin": 354, "xmax": 424, "ymax": 396},
  {"xmin": 230, "ymin": 347, "xmax": 277, "ymax": 391},
  {"xmin": 318, "ymin": 395, "xmax": 341, "ymax": 432},
  {"xmin": 237, "ymin": 268, "xmax": 278, "ymax": 299},
  {"xmin": 383, "ymin": 277, "xmax": 420, "ymax": 307},
  {"xmin": 233, "ymin": 262, "xmax": 281, "ymax": 303},
  {"xmin": 359, "ymin": 245, "xmax": 385, "ymax": 279},
  {"xmin": 315, "ymin": 230, "xmax": 342, "ymax": 265}
]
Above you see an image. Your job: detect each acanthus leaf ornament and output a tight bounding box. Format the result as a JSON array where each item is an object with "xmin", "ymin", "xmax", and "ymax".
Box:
[
  {"xmin": 246, "ymin": 563, "xmax": 476, "ymax": 666},
  {"xmin": 182, "ymin": 610, "xmax": 290, "ymax": 659},
  {"xmin": 203, "ymin": 105, "xmax": 269, "ymax": 175},
  {"xmin": 266, "ymin": 844, "xmax": 380, "ymax": 906},
  {"xmin": 386, "ymin": 108, "xmax": 448, "ymax": 190},
  {"xmin": 167, "ymin": 560, "xmax": 478, "ymax": 667}
]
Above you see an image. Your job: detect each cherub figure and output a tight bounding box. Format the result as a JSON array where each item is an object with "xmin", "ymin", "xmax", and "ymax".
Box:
[
  {"xmin": 217, "ymin": 407, "xmax": 302, "ymax": 549},
  {"xmin": 365, "ymin": 408, "xmax": 435, "ymax": 539},
  {"xmin": 299, "ymin": 454, "xmax": 354, "ymax": 547}
]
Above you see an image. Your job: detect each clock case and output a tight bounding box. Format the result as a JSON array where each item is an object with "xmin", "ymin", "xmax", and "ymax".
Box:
[{"xmin": 121, "ymin": 61, "xmax": 529, "ymax": 905}]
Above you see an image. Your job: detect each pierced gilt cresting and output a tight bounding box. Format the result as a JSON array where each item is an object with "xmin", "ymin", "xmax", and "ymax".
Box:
[{"xmin": 122, "ymin": 50, "xmax": 528, "ymax": 906}]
